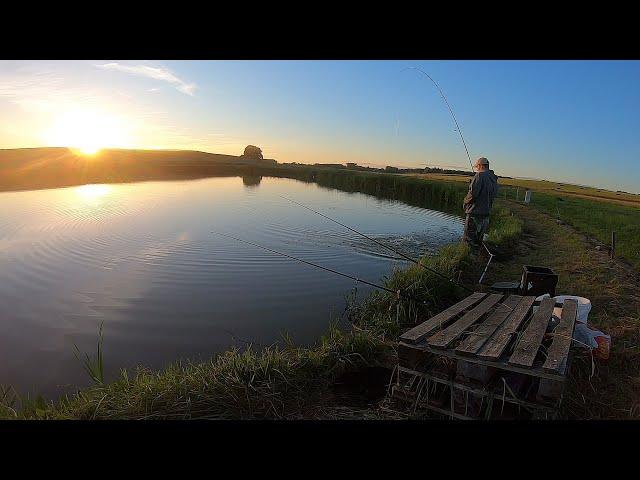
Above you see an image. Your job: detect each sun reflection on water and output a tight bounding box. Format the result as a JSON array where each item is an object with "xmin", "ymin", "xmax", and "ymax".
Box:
[{"xmin": 74, "ymin": 184, "xmax": 111, "ymax": 202}]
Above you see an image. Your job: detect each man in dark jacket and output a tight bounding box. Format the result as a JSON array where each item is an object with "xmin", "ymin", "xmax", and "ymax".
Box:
[{"xmin": 463, "ymin": 157, "xmax": 499, "ymax": 246}]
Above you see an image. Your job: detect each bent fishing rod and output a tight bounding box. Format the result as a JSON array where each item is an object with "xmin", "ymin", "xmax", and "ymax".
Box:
[
  {"xmin": 212, "ymin": 231, "xmax": 427, "ymax": 304},
  {"xmin": 277, "ymin": 194, "xmax": 474, "ymax": 294},
  {"xmin": 402, "ymin": 66, "xmax": 475, "ymax": 173},
  {"xmin": 403, "ymin": 67, "xmax": 502, "ymax": 287}
]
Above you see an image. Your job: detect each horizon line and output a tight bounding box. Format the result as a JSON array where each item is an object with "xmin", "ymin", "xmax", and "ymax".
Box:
[{"xmin": 0, "ymin": 145, "xmax": 637, "ymax": 195}]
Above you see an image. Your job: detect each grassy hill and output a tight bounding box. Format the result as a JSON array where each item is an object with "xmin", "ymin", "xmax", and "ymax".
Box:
[{"xmin": 0, "ymin": 147, "xmax": 273, "ymax": 192}]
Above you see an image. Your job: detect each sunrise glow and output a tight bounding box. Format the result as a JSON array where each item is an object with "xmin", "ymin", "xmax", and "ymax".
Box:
[{"xmin": 44, "ymin": 108, "xmax": 131, "ymax": 155}]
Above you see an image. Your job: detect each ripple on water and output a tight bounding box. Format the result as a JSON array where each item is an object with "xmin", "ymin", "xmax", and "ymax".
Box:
[{"xmin": 0, "ymin": 177, "xmax": 463, "ymax": 398}]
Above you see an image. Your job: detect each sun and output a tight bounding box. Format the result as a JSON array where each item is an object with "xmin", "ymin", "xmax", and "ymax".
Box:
[{"xmin": 45, "ymin": 108, "xmax": 131, "ymax": 154}]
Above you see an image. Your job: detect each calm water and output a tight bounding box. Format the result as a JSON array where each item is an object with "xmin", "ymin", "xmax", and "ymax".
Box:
[{"xmin": 0, "ymin": 176, "xmax": 462, "ymax": 398}]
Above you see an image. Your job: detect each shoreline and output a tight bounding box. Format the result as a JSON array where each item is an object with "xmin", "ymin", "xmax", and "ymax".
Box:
[{"xmin": 1, "ymin": 167, "xmax": 638, "ymax": 419}]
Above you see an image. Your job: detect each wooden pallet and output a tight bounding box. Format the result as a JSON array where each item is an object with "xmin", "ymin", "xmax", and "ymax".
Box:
[{"xmin": 394, "ymin": 292, "xmax": 578, "ymax": 419}]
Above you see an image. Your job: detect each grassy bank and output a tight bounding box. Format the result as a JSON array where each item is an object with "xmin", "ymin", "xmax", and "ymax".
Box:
[
  {"xmin": 482, "ymin": 200, "xmax": 640, "ymax": 419},
  {"xmin": 0, "ymin": 245, "xmax": 469, "ymax": 420},
  {"xmin": 409, "ymin": 172, "xmax": 640, "ymax": 270},
  {"xmin": 525, "ymin": 191, "xmax": 640, "ymax": 270}
]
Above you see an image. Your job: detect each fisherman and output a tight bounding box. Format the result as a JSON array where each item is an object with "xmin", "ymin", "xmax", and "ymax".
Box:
[{"xmin": 463, "ymin": 157, "xmax": 499, "ymax": 246}]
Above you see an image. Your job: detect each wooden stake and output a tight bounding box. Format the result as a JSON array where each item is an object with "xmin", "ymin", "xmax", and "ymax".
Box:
[{"xmin": 610, "ymin": 231, "xmax": 616, "ymax": 259}]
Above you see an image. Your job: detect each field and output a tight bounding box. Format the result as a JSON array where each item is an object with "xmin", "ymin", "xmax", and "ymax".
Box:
[
  {"xmin": 410, "ymin": 173, "xmax": 640, "ymax": 207},
  {"xmin": 409, "ymin": 172, "xmax": 640, "ymax": 270}
]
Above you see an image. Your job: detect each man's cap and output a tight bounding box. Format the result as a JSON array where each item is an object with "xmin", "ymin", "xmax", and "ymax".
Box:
[{"xmin": 475, "ymin": 157, "xmax": 489, "ymax": 165}]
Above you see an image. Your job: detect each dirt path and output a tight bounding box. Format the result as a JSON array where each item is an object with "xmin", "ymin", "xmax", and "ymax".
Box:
[{"xmin": 473, "ymin": 200, "xmax": 640, "ymax": 419}]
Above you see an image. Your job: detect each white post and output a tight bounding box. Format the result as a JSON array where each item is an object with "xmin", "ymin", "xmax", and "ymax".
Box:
[{"xmin": 524, "ymin": 190, "xmax": 532, "ymax": 204}]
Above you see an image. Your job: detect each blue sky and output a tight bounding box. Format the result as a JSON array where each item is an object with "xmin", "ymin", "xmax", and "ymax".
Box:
[{"xmin": 0, "ymin": 60, "xmax": 638, "ymax": 192}]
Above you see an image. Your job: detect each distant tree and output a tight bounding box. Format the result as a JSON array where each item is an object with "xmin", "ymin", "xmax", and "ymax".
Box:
[{"xmin": 243, "ymin": 145, "xmax": 263, "ymax": 160}]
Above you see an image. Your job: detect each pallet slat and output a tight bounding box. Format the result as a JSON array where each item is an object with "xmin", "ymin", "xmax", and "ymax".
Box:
[
  {"xmin": 508, "ymin": 297, "xmax": 556, "ymax": 368},
  {"xmin": 456, "ymin": 295, "xmax": 523, "ymax": 356},
  {"xmin": 399, "ymin": 292, "xmax": 487, "ymax": 344},
  {"xmin": 542, "ymin": 299, "xmax": 578, "ymax": 374},
  {"xmin": 477, "ymin": 296, "xmax": 536, "ymax": 360},
  {"xmin": 427, "ymin": 294, "xmax": 503, "ymax": 349}
]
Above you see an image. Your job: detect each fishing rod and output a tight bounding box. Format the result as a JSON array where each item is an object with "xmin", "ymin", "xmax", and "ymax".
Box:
[
  {"xmin": 402, "ymin": 67, "xmax": 475, "ymax": 173},
  {"xmin": 212, "ymin": 231, "xmax": 427, "ymax": 304},
  {"xmin": 403, "ymin": 67, "xmax": 504, "ymax": 288},
  {"xmin": 278, "ymin": 194, "xmax": 474, "ymax": 294}
]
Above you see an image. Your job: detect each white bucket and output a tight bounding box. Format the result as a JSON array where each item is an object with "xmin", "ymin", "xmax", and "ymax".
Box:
[{"xmin": 535, "ymin": 294, "xmax": 592, "ymax": 325}]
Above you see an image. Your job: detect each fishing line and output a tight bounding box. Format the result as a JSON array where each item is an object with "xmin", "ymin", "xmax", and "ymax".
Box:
[
  {"xmin": 277, "ymin": 194, "xmax": 474, "ymax": 293},
  {"xmin": 212, "ymin": 231, "xmax": 426, "ymax": 303},
  {"xmin": 402, "ymin": 66, "xmax": 475, "ymax": 172}
]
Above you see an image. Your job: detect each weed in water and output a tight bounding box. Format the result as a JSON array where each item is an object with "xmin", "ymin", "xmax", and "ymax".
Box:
[{"xmin": 73, "ymin": 321, "xmax": 105, "ymax": 385}]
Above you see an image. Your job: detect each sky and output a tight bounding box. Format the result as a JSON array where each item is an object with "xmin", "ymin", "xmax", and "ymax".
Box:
[{"xmin": 0, "ymin": 60, "xmax": 639, "ymax": 193}]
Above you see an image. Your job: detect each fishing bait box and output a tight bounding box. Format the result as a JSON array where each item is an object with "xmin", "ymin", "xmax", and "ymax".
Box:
[{"xmin": 520, "ymin": 265, "xmax": 558, "ymax": 297}]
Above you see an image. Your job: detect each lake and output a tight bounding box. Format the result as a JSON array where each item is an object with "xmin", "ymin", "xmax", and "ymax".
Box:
[{"xmin": 0, "ymin": 176, "xmax": 462, "ymax": 399}]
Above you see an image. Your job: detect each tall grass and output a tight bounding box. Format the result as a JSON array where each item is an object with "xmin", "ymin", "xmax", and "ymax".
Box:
[
  {"xmin": 7, "ymin": 325, "xmax": 389, "ymax": 420},
  {"xmin": 347, "ymin": 242, "xmax": 471, "ymax": 339},
  {"xmin": 487, "ymin": 206, "xmax": 524, "ymax": 249},
  {"xmin": 256, "ymin": 165, "xmax": 470, "ymax": 215},
  {"xmin": 72, "ymin": 322, "xmax": 105, "ymax": 385}
]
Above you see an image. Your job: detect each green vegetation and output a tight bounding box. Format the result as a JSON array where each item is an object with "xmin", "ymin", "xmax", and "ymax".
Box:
[
  {"xmin": 72, "ymin": 322, "xmax": 105, "ymax": 385},
  {"xmin": 407, "ymin": 171, "xmax": 640, "ymax": 269},
  {"xmin": 2, "ymin": 326, "xmax": 388, "ymax": 420},
  {"xmin": 486, "ymin": 206, "xmax": 524, "ymax": 249},
  {"xmin": 347, "ymin": 242, "xmax": 471, "ymax": 340},
  {"xmin": 259, "ymin": 165, "xmax": 470, "ymax": 216},
  {"xmin": 410, "ymin": 172, "xmax": 640, "ymax": 207},
  {"xmin": 527, "ymin": 191, "xmax": 640, "ymax": 269}
]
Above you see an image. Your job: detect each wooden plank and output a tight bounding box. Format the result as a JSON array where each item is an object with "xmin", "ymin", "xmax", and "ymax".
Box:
[
  {"xmin": 427, "ymin": 294, "xmax": 503, "ymax": 349},
  {"xmin": 398, "ymin": 367, "xmax": 559, "ymax": 413},
  {"xmin": 456, "ymin": 295, "xmax": 523, "ymax": 356},
  {"xmin": 398, "ymin": 342, "xmax": 434, "ymax": 370},
  {"xmin": 399, "ymin": 340, "xmax": 568, "ymax": 381},
  {"xmin": 508, "ymin": 297, "xmax": 556, "ymax": 368},
  {"xmin": 399, "ymin": 292, "xmax": 487, "ymax": 344},
  {"xmin": 477, "ymin": 296, "xmax": 536, "ymax": 360},
  {"xmin": 542, "ymin": 299, "xmax": 578, "ymax": 374}
]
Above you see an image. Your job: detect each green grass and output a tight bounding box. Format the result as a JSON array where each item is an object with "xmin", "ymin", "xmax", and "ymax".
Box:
[
  {"xmin": 529, "ymin": 191, "xmax": 640, "ymax": 269},
  {"xmin": 72, "ymin": 321, "xmax": 105, "ymax": 385},
  {"xmin": 2, "ymin": 325, "xmax": 390, "ymax": 420},
  {"xmin": 487, "ymin": 205, "xmax": 524, "ymax": 249},
  {"xmin": 406, "ymin": 171, "xmax": 640, "ymax": 270},
  {"xmin": 348, "ymin": 242, "xmax": 472, "ymax": 340}
]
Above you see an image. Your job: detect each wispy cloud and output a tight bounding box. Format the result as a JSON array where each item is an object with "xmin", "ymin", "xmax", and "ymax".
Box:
[
  {"xmin": 96, "ymin": 63, "xmax": 197, "ymax": 96},
  {"xmin": 0, "ymin": 70, "xmax": 103, "ymax": 112}
]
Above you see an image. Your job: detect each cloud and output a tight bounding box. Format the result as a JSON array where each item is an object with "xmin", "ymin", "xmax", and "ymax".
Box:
[
  {"xmin": 96, "ymin": 63, "xmax": 197, "ymax": 96},
  {"xmin": 0, "ymin": 70, "xmax": 103, "ymax": 112}
]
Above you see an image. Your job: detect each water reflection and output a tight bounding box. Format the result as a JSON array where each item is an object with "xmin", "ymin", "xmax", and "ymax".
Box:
[
  {"xmin": 0, "ymin": 176, "xmax": 462, "ymax": 399},
  {"xmin": 242, "ymin": 175, "xmax": 263, "ymax": 187}
]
